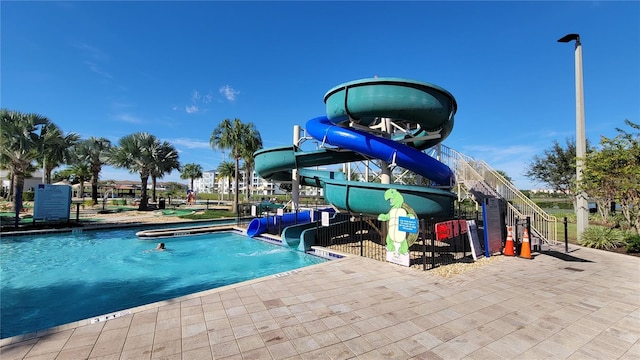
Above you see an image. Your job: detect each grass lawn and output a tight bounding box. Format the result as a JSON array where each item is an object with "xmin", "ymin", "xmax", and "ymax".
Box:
[{"xmin": 179, "ymin": 209, "xmax": 237, "ymax": 220}]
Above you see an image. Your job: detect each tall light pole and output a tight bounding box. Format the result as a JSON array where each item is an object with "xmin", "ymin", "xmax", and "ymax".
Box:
[{"xmin": 558, "ymin": 33, "xmax": 588, "ymax": 238}]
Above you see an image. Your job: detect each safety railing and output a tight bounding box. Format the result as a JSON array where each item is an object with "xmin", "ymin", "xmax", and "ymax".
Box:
[{"xmin": 433, "ymin": 145, "xmax": 557, "ymax": 245}]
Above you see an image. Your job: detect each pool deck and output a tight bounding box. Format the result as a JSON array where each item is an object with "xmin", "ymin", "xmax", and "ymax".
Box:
[{"xmin": 1, "ymin": 240, "xmax": 639, "ymax": 359}]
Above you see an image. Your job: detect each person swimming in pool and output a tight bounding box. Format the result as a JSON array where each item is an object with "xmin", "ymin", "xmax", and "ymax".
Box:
[{"xmin": 145, "ymin": 242, "xmax": 166, "ymax": 252}]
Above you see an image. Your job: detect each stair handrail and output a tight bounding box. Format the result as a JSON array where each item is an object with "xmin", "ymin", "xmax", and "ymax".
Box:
[
  {"xmin": 434, "ymin": 144, "xmax": 557, "ymax": 245},
  {"xmin": 475, "ymin": 158, "xmax": 558, "ymax": 245}
]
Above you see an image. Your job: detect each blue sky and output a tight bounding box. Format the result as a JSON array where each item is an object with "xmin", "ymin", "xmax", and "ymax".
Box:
[{"xmin": 2, "ymin": 1, "xmax": 638, "ymax": 190}]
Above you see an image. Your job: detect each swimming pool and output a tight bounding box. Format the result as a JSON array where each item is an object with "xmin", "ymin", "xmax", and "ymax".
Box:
[{"xmin": 0, "ymin": 227, "xmax": 327, "ymax": 339}]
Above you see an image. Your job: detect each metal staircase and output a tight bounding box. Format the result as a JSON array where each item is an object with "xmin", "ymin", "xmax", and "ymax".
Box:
[{"xmin": 431, "ymin": 145, "xmax": 558, "ymax": 245}]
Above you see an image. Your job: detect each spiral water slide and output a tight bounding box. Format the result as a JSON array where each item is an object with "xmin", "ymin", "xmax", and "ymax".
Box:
[{"xmin": 254, "ymin": 77, "xmax": 458, "ymax": 222}]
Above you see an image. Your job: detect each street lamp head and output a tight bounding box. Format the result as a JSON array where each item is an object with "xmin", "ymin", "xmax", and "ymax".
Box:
[{"xmin": 557, "ymin": 33, "xmax": 580, "ymax": 43}]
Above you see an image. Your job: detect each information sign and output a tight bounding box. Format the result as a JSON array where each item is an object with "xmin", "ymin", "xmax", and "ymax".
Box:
[
  {"xmin": 33, "ymin": 184, "xmax": 72, "ymax": 221},
  {"xmin": 321, "ymin": 211, "xmax": 330, "ymax": 226},
  {"xmin": 466, "ymin": 220, "xmax": 484, "ymax": 261},
  {"xmin": 398, "ymin": 216, "xmax": 418, "ymax": 233}
]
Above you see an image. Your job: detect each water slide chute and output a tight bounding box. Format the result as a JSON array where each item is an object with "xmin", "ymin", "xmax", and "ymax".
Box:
[{"xmin": 246, "ymin": 211, "xmax": 311, "ymax": 238}]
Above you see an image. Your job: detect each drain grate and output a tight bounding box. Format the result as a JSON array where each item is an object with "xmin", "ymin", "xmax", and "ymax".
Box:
[
  {"xmin": 90, "ymin": 310, "xmax": 131, "ymax": 323},
  {"xmin": 564, "ymin": 267, "xmax": 584, "ymax": 272}
]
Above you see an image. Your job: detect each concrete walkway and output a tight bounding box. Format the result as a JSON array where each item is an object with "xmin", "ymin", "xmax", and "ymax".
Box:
[{"xmin": 1, "ymin": 245, "xmax": 638, "ymax": 359}]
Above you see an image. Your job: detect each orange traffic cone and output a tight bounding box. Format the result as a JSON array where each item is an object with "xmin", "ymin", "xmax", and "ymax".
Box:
[
  {"xmin": 519, "ymin": 228, "xmax": 532, "ymax": 259},
  {"xmin": 503, "ymin": 226, "xmax": 515, "ymax": 256}
]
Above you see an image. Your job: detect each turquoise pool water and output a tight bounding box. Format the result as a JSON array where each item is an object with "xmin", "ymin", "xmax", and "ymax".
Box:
[{"xmin": 0, "ymin": 227, "xmax": 326, "ymax": 339}]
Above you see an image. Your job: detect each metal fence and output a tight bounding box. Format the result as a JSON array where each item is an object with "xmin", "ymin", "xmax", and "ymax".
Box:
[{"xmin": 314, "ymin": 213, "xmax": 483, "ymax": 271}]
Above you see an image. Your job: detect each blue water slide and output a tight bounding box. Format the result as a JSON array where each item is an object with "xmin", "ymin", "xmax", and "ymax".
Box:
[
  {"xmin": 246, "ymin": 211, "xmax": 311, "ymax": 238},
  {"xmin": 305, "ymin": 116, "xmax": 455, "ymax": 187}
]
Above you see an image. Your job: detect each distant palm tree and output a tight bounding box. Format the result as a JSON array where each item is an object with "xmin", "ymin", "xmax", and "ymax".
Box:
[
  {"xmin": 39, "ymin": 123, "xmax": 80, "ymax": 184},
  {"xmin": 68, "ymin": 163, "xmax": 92, "ymax": 199},
  {"xmin": 241, "ymin": 125, "xmax": 263, "ymax": 197},
  {"xmin": 0, "ymin": 109, "xmax": 49, "ymax": 212},
  {"xmin": 109, "ymin": 132, "xmax": 159, "ymax": 210},
  {"xmin": 150, "ymin": 141, "xmax": 180, "ymax": 203},
  {"xmin": 216, "ymin": 161, "xmax": 235, "ymax": 201},
  {"xmin": 210, "ymin": 118, "xmax": 262, "ymax": 212},
  {"xmin": 180, "ymin": 163, "xmax": 203, "ymax": 193},
  {"xmin": 73, "ymin": 137, "xmax": 112, "ymax": 204}
]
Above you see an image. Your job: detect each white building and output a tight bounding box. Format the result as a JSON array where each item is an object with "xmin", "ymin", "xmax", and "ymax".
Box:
[
  {"xmin": 191, "ymin": 169, "xmax": 325, "ymax": 197},
  {"xmin": 1, "ymin": 170, "xmax": 44, "ymax": 195},
  {"xmin": 192, "ymin": 170, "xmax": 218, "ymax": 194}
]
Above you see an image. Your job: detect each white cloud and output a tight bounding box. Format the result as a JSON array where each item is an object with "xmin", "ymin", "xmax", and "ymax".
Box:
[
  {"xmin": 84, "ymin": 61, "xmax": 112, "ymax": 79},
  {"xmin": 202, "ymin": 92, "xmax": 214, "ymax": 103},
  {"xmin": 170, "ymin": 137, "xmax": 211, "ymax": 149},
  {"xmin": 74, "ymin": 42, "xmax": 111, "ymax": 79},
  {"xmin": 74, "ymin": 42, "xmax": 109, "ymax": 61},
  {"xmin": 219, "ymin": 85, "xmax": 239, "ymax": 102},
  {"xmin": 184, "ymin": 90, "xmax": 215, "ymax": 113},
  {"xmin": 191, "ymin": 90, "xmax": 200, "ymax": 103},
  {"xmin": 113, "ymin": 113, "xmax": 143, "ymax": 124}
]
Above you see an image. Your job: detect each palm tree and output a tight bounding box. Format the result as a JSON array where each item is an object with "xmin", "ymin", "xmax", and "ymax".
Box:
[
  {"xmin": 0, "ymin": 109, "xmax": 49, "ymax": 213},
  {"xmin": 73, "ymin": 137, "xmax": 112, "ymax": 204},
  {"xmin": 39, "ymin": 123, "xmax": 80, "ymax": 184},
  {"xmin": 150, "ymin": 141, "xmax": 180, "ymax": 203},
  {"xmin": 241, "ymin": 125, "xmax": 263, "ymax": 198},
  {"xmin": 210, "ymin": 118, "xmax": 262, "ymax": 212},
  {"xmin": 216, "ymin": 161, "xmax": 235, "ymax": 201},
  {"xmin": 68, "ymin": 163, "xmax": 92, "ymax": 198},
  {"xmin": 109, "ymin": 132, "xmax": 158, "ymax": 210},
  {"xmin": 180, "ymin": 163, "xmax": 203, "ymax": 193}
]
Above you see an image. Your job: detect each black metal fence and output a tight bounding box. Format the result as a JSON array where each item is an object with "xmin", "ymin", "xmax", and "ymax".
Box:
[
  {"xmin": 314, "ymin": 213, "xmax": 485, "ymax": 271},
  {"xmin": 245, "ymin": 204, "xmax": 490, "ymax": 271}
]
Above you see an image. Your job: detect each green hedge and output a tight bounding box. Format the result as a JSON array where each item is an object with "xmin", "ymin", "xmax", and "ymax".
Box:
[
  {"xmin": 22, "ymin": 191, "xmax": 35, "ymax": 201},
  {"xmin": 536, "ymin": 201, "xmax": 574, "ymax": 210}
]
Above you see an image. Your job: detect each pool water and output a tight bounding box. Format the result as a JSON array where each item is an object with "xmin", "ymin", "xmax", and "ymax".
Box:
[{"xmin": 0, "ymin": 228, "xmax": 326, "ymax": 339}]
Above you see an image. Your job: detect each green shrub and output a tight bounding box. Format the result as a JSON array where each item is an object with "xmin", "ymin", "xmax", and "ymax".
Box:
[
  {"xmin": 623, "ymin": 232, "xmax": 640, "ymax": 253},
  {"xmin": 22, "ymin": 191, "xmax": 35, "ymax": 201},
  {"xmin": 578, "ymin": 226, "xmax": 624, "ymax": 250}
]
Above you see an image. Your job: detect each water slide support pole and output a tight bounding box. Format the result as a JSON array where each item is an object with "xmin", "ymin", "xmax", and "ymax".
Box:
[
  {"xmin": 365, "ymin": 160, "xmax": 370, "ymax": 183},
  {"xmin": 380, "ymin": 117, "xmax": 391, "ymax": 184},
  {"xmin": 292, "ymin": 125, "xmax": 300, "ymax": 211}
]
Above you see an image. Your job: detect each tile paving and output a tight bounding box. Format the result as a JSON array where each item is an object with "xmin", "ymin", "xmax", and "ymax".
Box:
[{"xmin": 1, "ymin": 244, "xmax": 638, "ymax": 359}]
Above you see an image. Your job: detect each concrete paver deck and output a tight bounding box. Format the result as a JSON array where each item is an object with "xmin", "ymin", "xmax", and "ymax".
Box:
[{"xmin": 1, "ymin": 244, "xmax": 638, "ymax": 359}]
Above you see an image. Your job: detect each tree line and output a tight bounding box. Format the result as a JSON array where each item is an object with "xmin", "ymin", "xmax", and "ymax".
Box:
[
  {"xmin": 525, "ymin": 119, "xmax": 639, "ymax": 234},
  {"xmin": 0, "ymin": 109, "xmax": 262, "ymax": 214}
]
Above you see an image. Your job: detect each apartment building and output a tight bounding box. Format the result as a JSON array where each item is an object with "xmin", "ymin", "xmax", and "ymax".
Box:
[{"xmin": 192, "ymin": 169, "xmax": 322, "ymax": 197}]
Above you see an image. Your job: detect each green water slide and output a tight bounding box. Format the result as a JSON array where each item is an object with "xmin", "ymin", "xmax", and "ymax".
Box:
[{"xmin": 254, "ymin": 77, "xmax": 458, "ymax": 217}]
